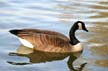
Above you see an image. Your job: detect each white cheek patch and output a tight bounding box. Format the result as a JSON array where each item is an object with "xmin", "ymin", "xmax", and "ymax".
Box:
[
  {"xmin": 78, "ymin": 23, "xmax": 82, "ymax": 30},
  {"xmin": 18, "ymin": 38, "xmax": 34, "ymax": 49}
]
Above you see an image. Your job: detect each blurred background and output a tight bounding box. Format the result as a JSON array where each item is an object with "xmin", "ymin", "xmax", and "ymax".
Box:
[{"xmin": 0, "ymin": 0, "xmax": 108, "ymax": 71}]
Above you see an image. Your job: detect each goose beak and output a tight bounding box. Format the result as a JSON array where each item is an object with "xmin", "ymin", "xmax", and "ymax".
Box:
[{"xmin": 83, "ymin": 27, "xmax": 88, "ymax": 32}]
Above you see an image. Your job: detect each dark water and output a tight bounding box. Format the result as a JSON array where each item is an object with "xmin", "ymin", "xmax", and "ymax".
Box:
[{"xmin": 0, "ymin": 0, "xmax": 108, "ymax": 71}]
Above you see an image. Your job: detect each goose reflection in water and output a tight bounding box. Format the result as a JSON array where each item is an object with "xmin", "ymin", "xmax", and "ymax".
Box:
[{"xmin": 8, "ymin": 45, "xmax": 87, "ymax": 71}]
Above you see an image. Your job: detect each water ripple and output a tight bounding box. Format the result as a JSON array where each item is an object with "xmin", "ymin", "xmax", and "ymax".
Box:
[{"xmin": 0, "ymin": 0, "xmax": 108, "ymax": 71}]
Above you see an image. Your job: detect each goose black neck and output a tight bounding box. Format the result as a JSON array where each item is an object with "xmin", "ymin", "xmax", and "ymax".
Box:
[{"xmin": 69, "ymin": 25, "xmax": 80, "ymax": 45}]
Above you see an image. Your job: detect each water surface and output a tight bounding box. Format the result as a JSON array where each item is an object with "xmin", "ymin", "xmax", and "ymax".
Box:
[{"xmin": 0, "ymin": 0, "xmax": 108, "ymax": 71}]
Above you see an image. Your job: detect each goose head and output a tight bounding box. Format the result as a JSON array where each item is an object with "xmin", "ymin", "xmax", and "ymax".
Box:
[
  {"xmin": 69, "ymin": 21, "xmax": 88, "ymax": 45},
  {"xmin": 72, "ymin": 21, "xmax": 88, "ymax": 32}
]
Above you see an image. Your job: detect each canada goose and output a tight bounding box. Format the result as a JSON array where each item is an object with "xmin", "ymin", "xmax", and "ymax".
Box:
[{"xmin": 9, "ymin": 21, "xmax": 88, "ymax": 53}]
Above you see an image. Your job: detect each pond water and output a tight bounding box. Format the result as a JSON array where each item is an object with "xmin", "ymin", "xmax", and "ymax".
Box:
[{"xmin": 0, "ymin": 0, "xmax": 108, "ymax": 71}]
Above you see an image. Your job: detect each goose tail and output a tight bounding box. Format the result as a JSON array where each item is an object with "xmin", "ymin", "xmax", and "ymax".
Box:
[{"xmin": 9, "ymin": 29, "xmax": 21, "ymax": 35}]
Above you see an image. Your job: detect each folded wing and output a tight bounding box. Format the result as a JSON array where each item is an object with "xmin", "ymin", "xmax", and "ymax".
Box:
[{"xmin": 16, "ymin": 29, "xmax": 72, "ymax": 53}]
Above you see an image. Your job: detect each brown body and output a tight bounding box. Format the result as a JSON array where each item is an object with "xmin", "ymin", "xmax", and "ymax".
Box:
[{"xmin": 16, "ymin": 29, "xmax": 76, "ymax": 53}]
